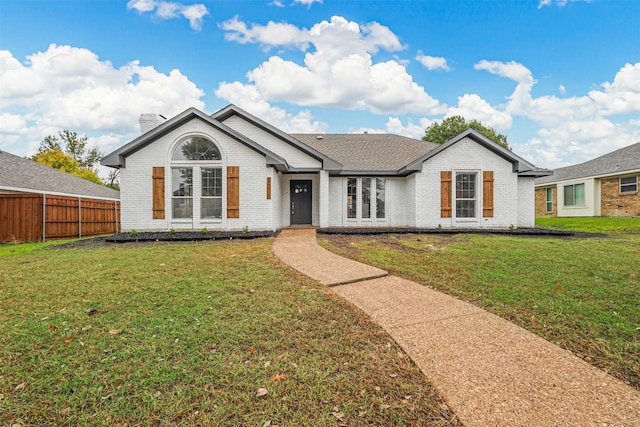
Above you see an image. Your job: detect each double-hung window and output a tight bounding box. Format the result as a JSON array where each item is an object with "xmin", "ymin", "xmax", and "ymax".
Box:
[
  {"xmin": 564, "ymin": 183, "xmax": 585, "ymax": 206},
  {"xmin": 620, "ymin": 176, "xmax": 638, "ymax": 193},
  {"xmin": 455, "ymin": 172, "xmax": 477, "ymax": 218}
]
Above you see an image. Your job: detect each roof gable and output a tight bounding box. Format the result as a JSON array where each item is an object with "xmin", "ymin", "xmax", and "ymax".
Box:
[
  {"xmin": 101, "ymin": 105, "xmax": 340, "ymax": 172},
  {"xmin": 536, "ymin": 141, "xmax": 640, "ymax": 185},
  {"xmin": 0, "ymin": 151, "xmax": 119, "ymax": 199},
  {"xmin": 412, "ymin": 129, "xmax": 551, "ymax": 177},
  {"xmin": 211, "ymin": 104, "xmax": 342, "ymax": 170}
]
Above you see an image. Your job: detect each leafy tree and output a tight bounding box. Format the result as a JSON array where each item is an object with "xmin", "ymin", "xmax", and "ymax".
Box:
[
  {"xmin": 423, "ymin": 116, "xmax": 510, "ymax": 150},
  {"xmin": 31, "ymin": 149, "xmax": 104, "ymax": 185},
  {"xmin": 38, "ymin": 130, "xmax": 103, "ymax": 169}
]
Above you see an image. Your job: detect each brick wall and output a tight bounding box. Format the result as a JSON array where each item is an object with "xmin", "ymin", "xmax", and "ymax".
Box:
[
  {"xmin": 601, "ymin": 175, "xmax": 640, "ymax": 217},
  {"xmin": 535, "ymin": 186, "xmax": 557, "ymax": 217}
]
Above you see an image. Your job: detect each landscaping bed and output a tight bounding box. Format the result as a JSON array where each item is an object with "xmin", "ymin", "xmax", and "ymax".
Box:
[{"xmin": 106, "ymin": 230, "xmax": 274, "ymax": 243}]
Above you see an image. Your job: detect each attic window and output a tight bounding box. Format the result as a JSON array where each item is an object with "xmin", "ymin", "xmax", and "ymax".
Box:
[{"xmin": 173, "ymin": 137, "xmax": 221, "ymax": 161}]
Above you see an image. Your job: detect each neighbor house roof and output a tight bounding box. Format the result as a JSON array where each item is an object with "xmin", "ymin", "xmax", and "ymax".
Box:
[
  {"xmin": 292, "ymin": 133, "xmax": 438, "ymax": 175},
  {"xmin": 0, "ymin": 150, "xmax": 120, "ymax": 200},
  {"xmin": 536, "ymin": 141, "xmax": 640, "ymax": 185}
]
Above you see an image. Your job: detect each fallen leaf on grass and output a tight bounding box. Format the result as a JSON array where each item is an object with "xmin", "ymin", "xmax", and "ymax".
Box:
[
  {"xmin": 256, "ymin": 387, "xmax": 268, "ymax": 397},
  {"xmin": 15, "ymin": 382, "xmax": 26, "ymax": 391},
  {"xmin": 271, "ymin": 373, "xmax": 286, "ymax": 382},
  {"xmin": 87, "ymin": 309, "xmax": 98, "ymax": 316},
  {"xmin": 81, "ymin": 326, "xmax": 91, "ymax": 332},
  {"xmin": 326, "ymin": 293, "xmax": 334, "ymax": 299},
  {"xmin": 108, "ymin": 329, "xmax": 121, "ymax": 335},
  {"xmin": 331, "ymin": 411, "xmax": 344, "ymax": 420},
  {"xmin": 49, "ymin": 324, "xmax": 57, "ymax": 330},
  {"xmin": 250, "ymin": 347, "xmax": 256, "ymax": 354},
  {"xmin": 63, "ymin": 336, "xmax": 74, "ymax": 344}
]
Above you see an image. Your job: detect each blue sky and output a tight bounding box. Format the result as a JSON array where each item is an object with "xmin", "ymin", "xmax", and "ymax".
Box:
[{"xmin": 1, "ymin": 0, "xmax": 638, "ymax": 171}]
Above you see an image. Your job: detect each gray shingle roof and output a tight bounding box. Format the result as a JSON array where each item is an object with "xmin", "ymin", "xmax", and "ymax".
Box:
[
  {"xmin": 291, "ymin": 133, "xmax": 438, "ymax": 172},
  {"xmin": 0, "ymin": 150, "xmax": 120, "ymax": 199},
  {"xmin": 536, "ymin": 141, "xmax": 640, "ymax": 185}
]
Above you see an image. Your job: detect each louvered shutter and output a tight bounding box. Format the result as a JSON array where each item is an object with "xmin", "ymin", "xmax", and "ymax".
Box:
[
  {"xmin": 483, "ymin": 171, "xmax": 494, "ymax": 218},
  {"xmin": 227, "ymin": 166, "xmax": 240, "ymax": 218},
  {"xmin": 440, "ymin": 171, "xmax": 452, "ymax": 218},
  {"xmin": 152, "ymin": 167, "xmax": 165, "ymax": 219}
]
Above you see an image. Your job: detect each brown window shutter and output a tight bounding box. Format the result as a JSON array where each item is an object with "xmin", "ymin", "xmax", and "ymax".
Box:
[
  {"xmin": 483, "ymin": 171, "xmax": 494, "ymax": 218},
  {"xmin": 266, "ymin": 177, "xmax": 272, "ymax": 200},
  {"xmin": 440, "ymin": 171, "xmax": 452, "ymax": 218},
  {"xmin": 152, "ymin": 167, "xmax": 165, "ymax": 219},
  {"xmin": 227, "ymin": 166, "xmax": 240, "ymax": 218}
]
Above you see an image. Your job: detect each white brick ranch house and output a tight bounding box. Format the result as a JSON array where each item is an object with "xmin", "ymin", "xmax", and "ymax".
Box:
[{"xmin": 101, "ymin": 104, "xmax": 550, "ymax": 232}]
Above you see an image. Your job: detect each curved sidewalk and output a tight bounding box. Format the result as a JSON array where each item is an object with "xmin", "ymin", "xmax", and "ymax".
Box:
[{"xmin": 272, "ymin": 228, "xmax": 640, "ymax": 426}]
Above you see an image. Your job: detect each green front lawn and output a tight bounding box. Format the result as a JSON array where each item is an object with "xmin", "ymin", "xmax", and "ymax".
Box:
[
  {"xmin": 320, "ymin": 218, "xmax": 640, "ymax": 390},
  {"xmin": 0, "ymin": 239, "xmax": 458, "ymax": 426}
]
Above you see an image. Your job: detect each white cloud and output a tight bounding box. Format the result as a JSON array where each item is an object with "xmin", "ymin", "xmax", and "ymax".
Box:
[
  {"xmin": 538, "ymin": 0, "xmax": 590, "ymax": 9},
  {"xmin": 0, "ymin": 45, "xmax": 204, "ymax": 157},
  {"xmin": 588, "ymin": 62, "xmax": 640, "ymax": 115},
  {"xmin": 294, "ymin": 0, "xmax": 323, "ymax": 6},
  {"xmin": 384, "ymin": 117, "xmax": 434, "ymax": 139},
  {"xmin": 415, "ymin": 51, "xmax": 450, "ymax": 71},
  {"xmin": 127, "ymin": 0, "xmax": 209, "ymax": 30},
  {"xmin": 473, "ymin": 59, "xmax": 640, "ymax": 168},
  {"xmin": 214, "ymin": 81, "xmax": 327, "ymax": 133},
  {"xmin": 217, "ymin": 15, "xmax": 444, "ymax": 116},
  {"xmin": 446, "ymin": 94, "xmax": 512, "ymax": 129}
]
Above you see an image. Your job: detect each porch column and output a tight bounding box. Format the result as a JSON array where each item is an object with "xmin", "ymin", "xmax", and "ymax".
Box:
[{"xmin": 319, "ymin": 170, "xmax": 329, "ymax": 228}]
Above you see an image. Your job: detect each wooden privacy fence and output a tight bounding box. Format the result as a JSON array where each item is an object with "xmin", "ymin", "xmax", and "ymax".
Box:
[{"xmin": 0, "ymin": 193, "xmax": 120, "ymax": 243}]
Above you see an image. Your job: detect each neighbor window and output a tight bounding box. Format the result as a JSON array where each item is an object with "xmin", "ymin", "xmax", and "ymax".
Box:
[
  {"xmin": 346, "ymin": 177, "xmax": 385, "ymax": 220},
  {"xmin": 546, "ymin": 187, "xmax": 553, "ymax": 213},
  {"xmin": 620, "ymin": 176, "xmax": 638, "ymax": 193},
  {"xmin": 172, "ymin": 168, "xmax": 193, "ymax": 218},
  {"xmin": 201, "ymin": 168, "xmax": 222, "ymax": 219},
  {"xmin": 564, "ymin": 183, "xmax": 585, "ymax": 206},
  {"xmin": 455, "ymin": 172, "xmax": 477, "ymax": 218}
]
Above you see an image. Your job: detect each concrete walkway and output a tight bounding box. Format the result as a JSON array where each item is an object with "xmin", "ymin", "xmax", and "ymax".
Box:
[{"xmin": 272, "ymin": 228, "xmax": 640, "ymax": 427}]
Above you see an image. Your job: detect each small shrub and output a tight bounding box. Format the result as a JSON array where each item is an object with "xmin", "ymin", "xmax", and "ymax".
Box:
[
  {"xmin": 130, "ymin": 229, "xmax": 138, "ymax": 237},
  {"xmin": 169, "ymin": 228, "xmax": 176, "ymax": 235},
  {"xmin": 201, "ymin": 227, "xmax": 208, "ymax": 234},
  {"xmin": 242, "ymin": 226, "xmax": 249, "ymax": 233}
]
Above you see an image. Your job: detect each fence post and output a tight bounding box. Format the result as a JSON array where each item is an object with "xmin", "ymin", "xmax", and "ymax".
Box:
[
  {"xmin": 78, "ymin": 197, "xmax": 82, "ymax": 238},
  {"xmin": 42, "ymin": 194, "xmax": 46, "ymax": 242}
]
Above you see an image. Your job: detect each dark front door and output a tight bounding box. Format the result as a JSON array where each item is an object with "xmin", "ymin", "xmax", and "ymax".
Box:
[{"xmin": 290, "ymin": 180, "xmax": 312, "ymax": 225}]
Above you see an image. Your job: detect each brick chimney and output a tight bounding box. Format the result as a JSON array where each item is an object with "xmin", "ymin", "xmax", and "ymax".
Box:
[{"xmin": 139, "ymin": 113, "xmax": 167, "ymax": 134}]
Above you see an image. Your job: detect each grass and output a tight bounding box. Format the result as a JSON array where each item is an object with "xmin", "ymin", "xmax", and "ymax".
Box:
[
  {"xmin": 536, "ymin": 216, "xmax": 640, "ymax": 234},
  {"xmin": 319, "ymin": 218, "xmax": 640, "ymax": 390},
  {"xmin": 0, "ymin": 239, "xmax": 458, "ymax": 426}
]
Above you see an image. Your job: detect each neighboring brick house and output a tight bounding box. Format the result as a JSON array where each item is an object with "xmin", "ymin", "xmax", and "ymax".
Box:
[
  {"xmin": 101, "ymin": 104, "xmax": 550, "ymax": 232},
  {"xmin": 535, "ymin": 142, "xmax": 640, "ymax": 217}
]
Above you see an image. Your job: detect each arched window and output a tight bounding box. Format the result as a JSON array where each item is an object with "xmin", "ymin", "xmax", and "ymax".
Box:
[
  {"xmin": 171, "ymin": 136, "xmax": 223, "ymax": 220},
  {"xmin": 172, "ymin": 137, "xmax": 221, "ymax": 161}
]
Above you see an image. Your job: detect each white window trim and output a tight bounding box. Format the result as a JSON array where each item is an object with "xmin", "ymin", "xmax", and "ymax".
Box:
[
  {"xmin": 344, "ymin": 177, "xmax": 387, "ymax": 224},
  {"xmin": 453, "ymin": 170, "xmax": 480, "ymax": 222},
  {"xmin": 563, "ymin": 182, "xmax": 586, "ymax": 207},
  {"xmin": 169, "ymin": 134, "xmax": 225, "ymax": 226}
]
